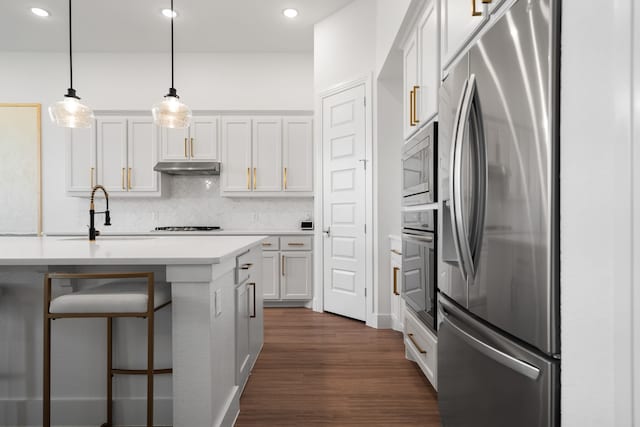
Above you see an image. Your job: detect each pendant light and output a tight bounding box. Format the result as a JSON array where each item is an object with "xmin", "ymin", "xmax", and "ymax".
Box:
[
  {"xmin": 48, "ymin": 0, "xmax": 94, "ymax": 129},
  {"xmin": 152, "ymin": 0, "xmax": 192, "ymax": 128}
]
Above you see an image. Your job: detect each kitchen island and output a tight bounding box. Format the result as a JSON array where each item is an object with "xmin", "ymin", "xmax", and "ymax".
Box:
[{"xmin": 0, "ymin": 235, "xmax": 265, "ymax": 427}]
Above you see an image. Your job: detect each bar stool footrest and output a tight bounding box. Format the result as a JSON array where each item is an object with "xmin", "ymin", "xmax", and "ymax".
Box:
[{"xmin": 111, "ymin": 368, "xmax": 173, "ymax": 375}]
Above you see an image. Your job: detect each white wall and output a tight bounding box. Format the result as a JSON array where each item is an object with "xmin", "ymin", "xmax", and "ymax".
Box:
[
  {"xmin": 561, "ymin": 1, "xmax": 638, "ymax": 425},
  {"xmin": 0, "ymin": 52, "xmax": 314, "ymax": 233},
  {"xmin": 375, "ymin": 0, "xmax": 412, "ymax": 78}
]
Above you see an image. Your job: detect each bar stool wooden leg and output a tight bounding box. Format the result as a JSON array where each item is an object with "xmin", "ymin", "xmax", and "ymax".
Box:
[
  {"xmin": 107, "ymin": 318, "xmax": 113, "ymax": 427},
  {"xmin": 147, "ymin": 311, "xmax": 154, "ymax": 427},
  {"xmin": 43, "ymin": 276, "xmax": 51, "ymax": 427}
]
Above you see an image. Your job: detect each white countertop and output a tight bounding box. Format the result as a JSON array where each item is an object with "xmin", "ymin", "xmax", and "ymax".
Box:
[
  {"xmin": 0, "ymin": 235, "xmax": 266, "ymax": 266},
  {"xmin": 43, "ymin": 229, "xmax": 315, "ymax": 237}
]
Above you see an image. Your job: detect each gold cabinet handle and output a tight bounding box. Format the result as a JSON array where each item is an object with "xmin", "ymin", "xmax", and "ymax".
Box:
[
  {"xmin": 393, "ymin": 267, "xmax": 400, "ymax": 296},
  {"xmin": 482, "ymin": 0, "xmax": 492, "ymax": 3},
  {"xmin": 253, "ymin": 168, "xmax": 257, "ymax": 190},
  {"xmin": 413, "ymin": 85, "xmax": 420, "ymax": 125},
  {"xmin": 408, "ymin": 333, "xmax": 427, "ymax": 354},
  {"xmin": 391, "ymin": 249, "xmax": 402, "ymax": 256},
  {"xmin": 409, "ymin": 89, "xmax": 415, "ymax": 126},
  {"xmin": 282, "ymin": 255, "xmax": 285, "ymax": 276},
  {"xmin": 190, "ymin": 137, "xmax": 194, "ymax": 158},
  {"xmin": 471, "ymin": 0, "xmax": 482, "ymax": 16},
  {"xmin": 247, "ymin": 167, "xmax": 251, "ymax": 189},
  {"xmin": 90, "ymin": 167, "xmax": 94, "ymax": 188},
  {"xmin": 128, "ymin": 167, "xmax": 132, "ymax": 190},
  {"xmin": 184, "ymin": 137, "xmax": 188, "ymax": 158},
  {"xmin": 288, "ymin": 243, "xmax": 305, "ymax": 247},
  {"xmin": 262, "ymin": 242, "xmax": 272, "ymax": 246},
  {"xmin": 284, "ymin": 167, "xmax": 288, "ymax": 190},
  {"xmin": 121, "ymin": 168, "xmax": 125, "ymax": 190}
]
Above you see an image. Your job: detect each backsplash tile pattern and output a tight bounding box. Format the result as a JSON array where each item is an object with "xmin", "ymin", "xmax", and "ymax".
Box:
[{"xmin": 64, "ymin": 175, "xmax": 313, "ymax": 232}]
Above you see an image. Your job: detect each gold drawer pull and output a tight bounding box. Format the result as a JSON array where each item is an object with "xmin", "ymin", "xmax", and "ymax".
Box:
[
  {"xmin": 471, "ymin": 0, "xmax": 482, "ymax": 16},
  {"xmin": 284, "ymin": 167, "xmax": 287, "ymax": 189},
  {"xmin": 184, "ymin": 137, "xmax": 188, "ymax": 158},
  {"xmin": 128, "ymin": 167, "xmax": 132, "ymax": 190},
  {"xmin": 190, "ymin": 137, "xmax": 194, "ymax": 158},
  {"xmin": 247, "ymin": 167, "xmax": 251, "ymax": 189},
  {"xmin": 288, "ymin": 243, "xmax": 305, "ymax": 246},
  {"xmin": 393, "ymin": 267, "xmax": 400, "ymax": 296},
  {"xmin": 253, "ymin": 167, "xmax": 257, "ymax": 189},
  {"xmin": 391, "ymin": 249, "xmax": 402, "ymax": 256},
  {"xmin": 262, "ymin": 242, "xmax": 272, "ymax": 246},
  {"xmin": 409, "ymin": 89, "xmax": 415, "ymax": 126},
  {"xmin": 408, "ymin": 333, "xmax": 427, "ymax": 354},
  {"xmin": 90, "ymin": 167, "xmax": 94, "ymax": 188}
]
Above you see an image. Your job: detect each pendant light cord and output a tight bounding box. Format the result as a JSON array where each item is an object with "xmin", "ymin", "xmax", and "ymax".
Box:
[
  {"xmin": 170, "ymin": 0, "xmax": 175, "ymax": 90},
  {"xmin": 68, "ymin": 0, "xmax": 73, "ymax": 90}
]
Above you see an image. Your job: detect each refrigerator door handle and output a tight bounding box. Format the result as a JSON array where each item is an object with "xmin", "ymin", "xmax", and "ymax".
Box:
[
  {"xmin": 442, "ymin": 308, "xmax": 541, "ymax": 381},
  {"xmin": 449, "ymin": 78, "xmax": 469, "ymax": 282},
  {"xmin": 451, "ymin": 76, "xmax": 477, "ymax": 280}
]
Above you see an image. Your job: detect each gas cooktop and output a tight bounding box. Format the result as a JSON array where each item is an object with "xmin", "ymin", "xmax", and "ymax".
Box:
[{"xmin": 154, "ymin": 226, "xmax": 222, "ymax": 232}]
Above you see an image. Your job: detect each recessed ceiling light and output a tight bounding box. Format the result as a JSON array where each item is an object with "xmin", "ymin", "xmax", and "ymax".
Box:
[
  {"xmin": 282, "ymin": 8, "xmax": 298, "ymax": 18},
  {"xmin": 31, "ymin": 7, "xmax": 50, "ymax": 17},
  {"xmin": 162, "ymin": 8, "xmax": 177, "ymax": 18}
]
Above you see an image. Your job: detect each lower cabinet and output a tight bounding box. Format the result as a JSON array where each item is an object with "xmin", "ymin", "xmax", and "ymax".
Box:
[
  {"xmin": 262, "ymin": 236, "xmax": 313, "ymax": 302},
  {"xmin": 390, "ymin": 236, "xmax": 405, "ymax": 332},
  {"xmin": 235, "ymin": 246, "xmax": 263, "ymax": 391},
  {"xmin": 404, "ymin": 308, "xmax": 438, "ymax": 390}
]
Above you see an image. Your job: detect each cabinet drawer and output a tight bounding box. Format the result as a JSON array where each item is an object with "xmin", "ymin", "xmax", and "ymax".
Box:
[
  {"xmin": 281, "ymin": 236, "xmax": 312, "ymax": 251},
  {"xmin": 236, "ymin": 249, "xmax": 256, "ymax": 284},
  {"xmin": 260, "ymin": 236, "xmax": 280, "ymax": 251},
  {"xmin": 404, "ymin": 309, "xmax": 438, "ymax": 389}
]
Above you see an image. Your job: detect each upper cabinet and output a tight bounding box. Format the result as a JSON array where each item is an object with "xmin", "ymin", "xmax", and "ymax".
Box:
[
  {"xmin": 221, "ymin": 116, "xmax": 313, "ymax": 197},
  {"xmin": 403, "ymin": 0, "xmax": 440, "ymax": 140},
  {"xmin": 67, "ymin": 115, "xmax": 160, "ymax": 197},
  {"xmin": 159, "ymin": 116, "xmax": 218, "ymax": 161},
  {"xmin": 441, "ymin": 0, "xmax": 489, "ymax": 69}
]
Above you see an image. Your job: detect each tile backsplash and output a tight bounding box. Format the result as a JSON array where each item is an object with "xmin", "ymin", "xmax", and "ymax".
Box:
[{"xmin": 63, "ymin": 175, "xmax": 314, "ymax": 232}]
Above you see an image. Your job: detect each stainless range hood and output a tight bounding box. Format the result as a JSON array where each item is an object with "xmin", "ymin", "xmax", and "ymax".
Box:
[{"xmin": 153, "ymin": 161, "xmax": 220, "ymax": 176}]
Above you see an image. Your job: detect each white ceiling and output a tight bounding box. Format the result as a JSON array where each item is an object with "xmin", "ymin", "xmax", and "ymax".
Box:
[{"xmin": 0, "ymin": 0, "xmax": 354, "ymax": 53}]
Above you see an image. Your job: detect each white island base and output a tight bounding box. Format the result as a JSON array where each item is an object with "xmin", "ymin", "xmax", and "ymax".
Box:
[{"xmin": 0, "ymin": 236, "xmax": 265, "ymax": 427}]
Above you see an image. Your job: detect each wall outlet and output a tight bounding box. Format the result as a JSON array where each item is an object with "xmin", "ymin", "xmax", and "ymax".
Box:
[{"xmin": 214, "ymin": 289, "xmax": 222, "ymax": 317}]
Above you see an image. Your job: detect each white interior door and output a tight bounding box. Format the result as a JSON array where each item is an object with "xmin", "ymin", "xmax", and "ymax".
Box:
[{"xmin": 322, "ymin": 84, "xmax": 367, "ymax": 321}]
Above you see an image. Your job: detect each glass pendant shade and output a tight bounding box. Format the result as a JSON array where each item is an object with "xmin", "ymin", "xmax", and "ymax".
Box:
[
  {"xmin": 151, "ymin": 93, "xmax": 192, "ymax": 129},
  {"xmin": 49, "ymin": 94, "xmax": 94, "ymax": 129}
]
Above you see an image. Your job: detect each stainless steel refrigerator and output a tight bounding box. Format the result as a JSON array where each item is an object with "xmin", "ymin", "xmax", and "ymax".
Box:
[{"xmin": 437, "ymin": 0, "xmax": 560, "ymax": 425}]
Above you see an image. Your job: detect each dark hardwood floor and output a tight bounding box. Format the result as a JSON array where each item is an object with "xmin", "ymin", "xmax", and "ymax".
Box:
[{"xmin": 236, "ymin": 308, "xmax": 441, "ymax": 426}]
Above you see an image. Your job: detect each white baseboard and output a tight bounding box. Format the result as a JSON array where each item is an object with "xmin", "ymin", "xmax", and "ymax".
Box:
[
  {"xmin": 0, "ymin": 397, "xmax": 172, "ymax": 427},
  {"xmin": 367, "ymin": 313, "xmax": 393, "ymax": 329}
]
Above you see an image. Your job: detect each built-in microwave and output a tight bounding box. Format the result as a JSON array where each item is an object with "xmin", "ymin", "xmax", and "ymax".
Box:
[{"xmin": 402, "ymin": 121, "xmax": 437, "ymax": 205}]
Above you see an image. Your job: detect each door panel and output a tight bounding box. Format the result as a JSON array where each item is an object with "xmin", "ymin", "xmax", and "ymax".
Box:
[
  {"xmin": 281, "ymin": 252, "xmax": 312, "ymax": 300},
  {"xmin": 252, "ymin": 117, "xmax": 282, "ymax": 192},
  {"xmin": 221, "ymin": 117, "xmax": 252, "ymax": 192},
  {"xmin": 96, "ymin": 117, "xmax": 127, "ymax": 193},
  {"xmin": 467, "ymin": 0, "xmax": 557, "ymax": 353},
  {"xmin": 438, "ymin": 295, "xmax": 559, "ymax": 427},
  {"xmin": 438, "ymin": 56, "xmax": 469, "ymax": 307},
  {"xmin": 160, "ymin": 127, "xmax": 189, "ymax": 161},
  {"xmin": 235, "ymin": 282, "xmax": 251, "ymax": 388},
  {"xmin": 190, "ymin": 116, "xmax": 218, "ymax": 160},
  {"xmin": 322, "ymin": 84, "xmax": 366, "ymax": 321},
  {"xmin": 262, "ymin": 252, "xmax": 280, "ymax": 300},
  {"xmin": 66, "ymin": 126, "xmax": 96, "ymax": 192},
  {"xmin": 282, "ymin": 117, "xmax": 313, "ymax": 192},
  {"xmin": 127, "ymin": 118, "xmax": 158, "ymax": 192},
  {"xmin": 417, "ymin": 0, "xmax": 439, "ymax": 124}
]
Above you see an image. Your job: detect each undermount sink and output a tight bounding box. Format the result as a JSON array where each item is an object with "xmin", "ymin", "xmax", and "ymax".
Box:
[{"xmin": 56, "ymin": 236, "xmax": 156, "ymax": 241}]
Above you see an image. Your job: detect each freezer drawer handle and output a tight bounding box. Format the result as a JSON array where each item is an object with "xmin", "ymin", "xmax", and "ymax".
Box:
[
  {"xmin": 443, "ymin": 311, "xmax": 541, "ymax": 380},
  {"xmin": 407, "ymin": 333, "xmax": 427, "ymax": 354}
]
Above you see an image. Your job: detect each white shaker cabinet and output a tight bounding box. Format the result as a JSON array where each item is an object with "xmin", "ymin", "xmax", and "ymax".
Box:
[
  {"xmin": 252, "ymin": 117, "xmax": 282, "ymax": 192},
  {"xmin": 96, "ymin": 117, "xmax": 128, "ymax": 194},
  {"xmin": 235, "ymin": 281, "xmax": 251, "ymax": 389},
  {"xmin": 402, "ymin": 0, "xmax": 440, "ymax": 140},
  {"xmin": 160, "ymin": 116, "xmax": 219, "ymax": 161},
  {"xmin": 66, "ymin": 126, "xmax": 97, "ymax": 193},
  {"xmin": 282, "ymin": 117, "xmax": 313, "ymax": 192},
  {"xmin": 221, "ymin": 117, "xmax": 252, "ymax": 192},
  {"xmin": 281, "ymin": 251, "xmax": 313, "ymax": 300},
  {"xmin": 441, "ymin": 0, "xmax": 488, "ymax": 69},
  {"xmin": 262, "ymin": 251, "xmax": 281, "ymax": 300},
  {"xmin": 127, "ymin": 118, "xmax": 159, "ymax": 193}
]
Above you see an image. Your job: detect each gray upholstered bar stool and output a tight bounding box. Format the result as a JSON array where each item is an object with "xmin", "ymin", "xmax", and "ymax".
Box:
[{"xmin": 43, "ymin": 272, "xmax": 172, "ymax": 427}]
